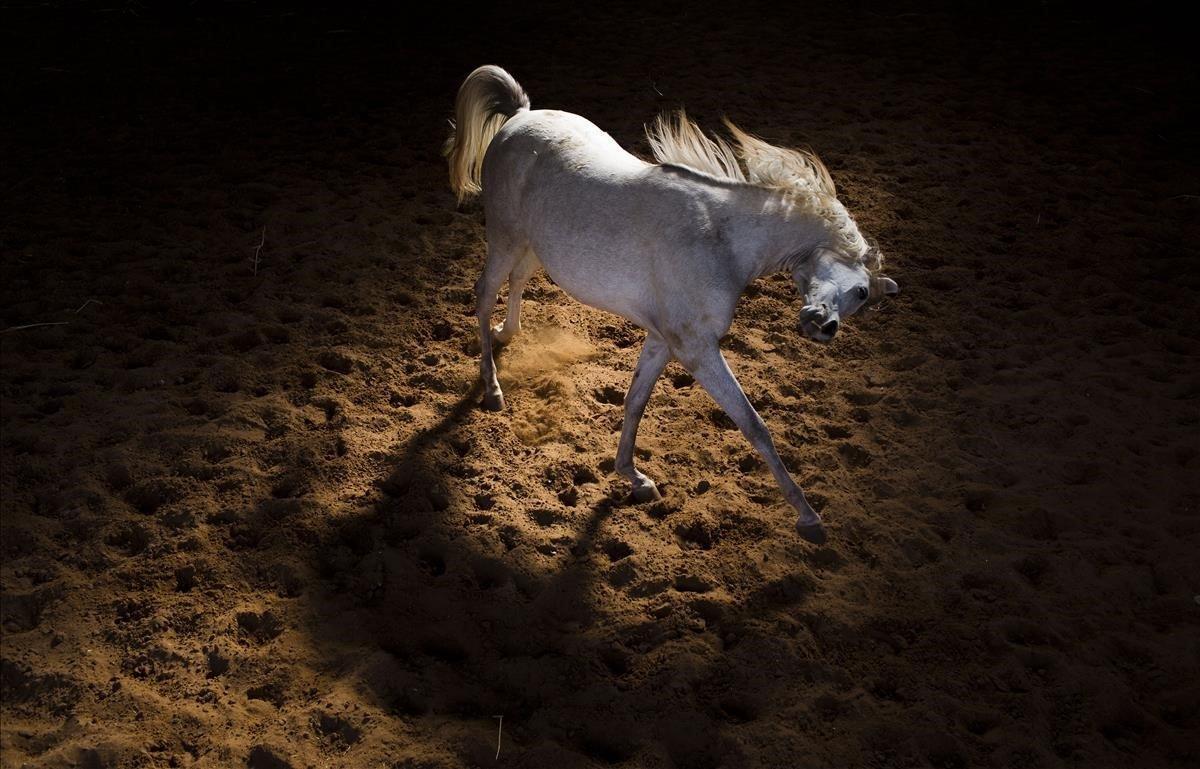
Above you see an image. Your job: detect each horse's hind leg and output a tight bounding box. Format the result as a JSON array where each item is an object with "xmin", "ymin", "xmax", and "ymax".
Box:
[
  {"xmin": 615, "ymin": 334, "xmax": 671, "ymax": 502},
  {"xmin": 475, "ymin": 238, "xmax": 524, "ymax": 411},
  {"xmin": 493, "ymin": 250, "xmax": 538, "ymax": 345}
]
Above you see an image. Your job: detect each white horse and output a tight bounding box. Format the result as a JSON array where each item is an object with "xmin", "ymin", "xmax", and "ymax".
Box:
[{"xmin": 444, "ymin": 65, "xmax": 898, "ymax": 543}]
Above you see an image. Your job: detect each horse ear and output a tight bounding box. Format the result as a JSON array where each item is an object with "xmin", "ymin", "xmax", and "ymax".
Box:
[
  {"xmin": 865, "ymin": 246, "xmax": 882, "ymax": 271},
  {"xmin": 869, "ymin": 275, "xmax": 899, "ymax": 300}
]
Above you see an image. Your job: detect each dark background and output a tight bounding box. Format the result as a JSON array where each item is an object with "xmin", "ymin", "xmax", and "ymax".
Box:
[{"xmin": 2, "ymin": 2, "xmax": 1198, "ymax": 768}]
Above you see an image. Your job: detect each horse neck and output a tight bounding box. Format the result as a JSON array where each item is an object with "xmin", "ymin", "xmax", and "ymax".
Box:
[{"xmin": 724, "ymin": 186, "xmax": 831, "ymax": 286}]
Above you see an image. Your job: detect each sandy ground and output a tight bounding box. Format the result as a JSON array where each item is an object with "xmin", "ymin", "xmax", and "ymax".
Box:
[{"xmin": 2, "ymin": 2, "xmax": 1198, "ymax": 767}]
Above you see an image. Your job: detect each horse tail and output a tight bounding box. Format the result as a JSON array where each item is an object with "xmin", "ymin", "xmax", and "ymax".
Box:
[{"xmin": 444, "ymin": 65, "xmax": 530, "ymax": 204}]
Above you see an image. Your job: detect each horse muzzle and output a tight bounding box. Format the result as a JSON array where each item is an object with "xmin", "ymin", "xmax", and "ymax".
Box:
[{"xmin": 800, "ymin": 306, "xmax": 839, "ymax": 343}]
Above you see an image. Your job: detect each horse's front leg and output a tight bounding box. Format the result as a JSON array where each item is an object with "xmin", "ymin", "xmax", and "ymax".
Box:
[
  {"xmin": 615, "ymin": 334, "xmax": 671, "ymax": 502},
  {"xmin": 681, "ymin": 343, "xmax": 826, "ymax": 544}
]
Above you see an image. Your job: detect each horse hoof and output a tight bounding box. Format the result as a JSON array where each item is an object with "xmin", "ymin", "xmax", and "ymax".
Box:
[
  {"xmin": 630, "ymin": 481, "xmax": 661, "ymax": 504},
  {"xmin": 492, "ymin": 325, "xmax": 512, "ymax": 345},
  {"xmin": 795, "ymin": 520, "xmax": 827, "ymax": 545},
  {"xmin": 482, "ymin": 391, "xmax": 505, "ymax": 411}
]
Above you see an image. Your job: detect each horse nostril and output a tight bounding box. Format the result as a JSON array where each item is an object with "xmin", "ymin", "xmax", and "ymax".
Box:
[{"xmin": 820, "ymin": 318, "xmax": 839, "ymax": 336}]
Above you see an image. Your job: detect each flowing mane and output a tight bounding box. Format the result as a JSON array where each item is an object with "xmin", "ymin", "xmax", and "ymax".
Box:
[{"xmin": 645, "ymin": 111, "xmax": 871, "ymax": 263}]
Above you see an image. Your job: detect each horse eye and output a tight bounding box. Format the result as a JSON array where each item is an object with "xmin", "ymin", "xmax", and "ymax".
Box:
[{"xmin": 856, "ymin": 286, "xmax": 869, "ymax": 301}]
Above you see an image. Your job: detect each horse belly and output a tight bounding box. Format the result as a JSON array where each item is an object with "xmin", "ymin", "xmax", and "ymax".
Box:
[{"xmin": 534, "ymin": 241, "xmax": 652, "ymax": 325}]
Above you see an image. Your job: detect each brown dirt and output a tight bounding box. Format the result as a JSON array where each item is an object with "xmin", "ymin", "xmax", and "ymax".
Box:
[{"xmin": 2, "ymin": 2, "xmax": 1198, "ymax": 768}]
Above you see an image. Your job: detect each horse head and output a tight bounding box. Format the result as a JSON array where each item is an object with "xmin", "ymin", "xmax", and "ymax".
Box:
[{"xmin": 795, "ymin": 246, "xmax": 899, "ymax": 343}]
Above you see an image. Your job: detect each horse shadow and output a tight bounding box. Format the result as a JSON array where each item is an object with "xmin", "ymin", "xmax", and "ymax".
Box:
[{"xmin": 291, "ymin": 372, "xmax": 835, "ymax": 768}]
